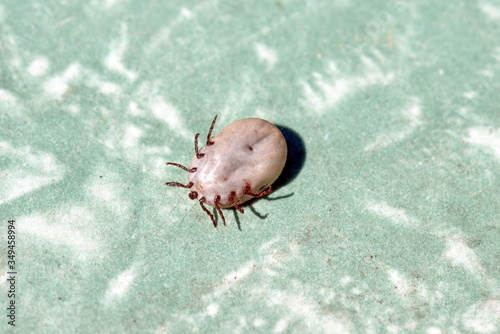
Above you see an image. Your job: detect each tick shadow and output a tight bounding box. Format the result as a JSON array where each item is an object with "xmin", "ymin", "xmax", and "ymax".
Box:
[
  {"xmin": 227, "ymin": 205, "xmax": 270, "ymax": 231},
  {"xmin": 240, "ymin": 205, "xmax": 269, "ymax": 230},
  {"xmin": 271, "ymin": 124, "xmax": 306, "ymax": 191},
  {"xmin": 213, "ymin": 205, "xmax": 269, "ymax": 231}
]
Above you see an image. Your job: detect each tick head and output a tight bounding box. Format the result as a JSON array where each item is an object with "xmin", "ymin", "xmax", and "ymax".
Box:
[{"xmin": 189, "ymin": 191, "xmax": 198, "ymax": 200}]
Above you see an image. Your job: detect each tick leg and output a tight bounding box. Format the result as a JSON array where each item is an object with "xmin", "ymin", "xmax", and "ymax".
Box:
[
  {"xmin": 228, "ymin": 191, "xmax": 244, "ymax": 213},
  {"xmin": 194, "ymin": 133, "xmax": 204, "ymax": 159},
  {"xmin": 166, "ymin": 162, "xmax": 197, "ymax": 173},
  {"xmin": 214, "ymin": 195, "xmax": 226, "ymax": 226},
  {"xmin": 165, "ymin": 181, "xmax": 193, "ymax": 188},
  {"xmin": 199, "ymin": 197, "xmax": 217, "ymax": 228},
  {"xmin": 245, "ymin": 185, "xmax": 273, "ymax": 198},
  {"xmin": 206, "ymin": 115, "xmax": 218, "ymax": 146}
]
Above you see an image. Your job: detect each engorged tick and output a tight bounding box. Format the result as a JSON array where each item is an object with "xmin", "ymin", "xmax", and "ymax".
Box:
[{"xmin": 165, "ymin": 115, "xmax": 288, "ymax": 228}]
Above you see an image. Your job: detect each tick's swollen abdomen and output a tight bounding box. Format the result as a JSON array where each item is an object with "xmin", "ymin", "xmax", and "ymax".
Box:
[
  {"xmin": 165, "ymin": 116, "xmax": 287, "ymax": 227},
  {"xmin": 189, "ymin": 118, "xmax": 287, "ymax": 207}
]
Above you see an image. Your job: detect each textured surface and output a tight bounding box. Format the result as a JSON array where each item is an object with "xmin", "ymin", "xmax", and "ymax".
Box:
[{"xmin": 1, "ymin": 0, "xmax": 500, "ymax": 333}]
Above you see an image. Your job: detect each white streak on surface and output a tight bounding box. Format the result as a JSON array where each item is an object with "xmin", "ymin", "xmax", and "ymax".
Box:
[
  {"xmin": 364, "ymin": 98, "xmax": 422, "ymax": 151},
  {"xmin": 273, "ymin": 318, "xmax": 288, "ymax": 333},
  {"xmin": 44, "ymin": 63, "xmax": 123, "ymax": 98},
  {"xmin": 0, "ymin": 145, "xmax": 65, "ymax": 204},
  {"xmin": 301, "ymin": 58, "xmax": 394, "ymax": 114},
  {"xmin": 149, "ymin": 98, "xmax": 190, "ymax": 139},
  {"xmin": 180, "ymin": 7, "xmax": 193, "ymax": 19},
  {"xmin": 66, "ymin": 104, "xmax": 80, "ymax": 115},
  {"xmin": 104, "ymin": 266, "xmax": 136, "ymax": 305},
  {"xmin": 253, "ymin": 318, "xmax": 265, "ymax": 327},
  {"xmin": 0, "ymin": 89, "xmax": 17, "ymax": 105},
  {"xmin": 206, "ymin": 303, "xmax": 219, "ymax": 316},
  {"xmin": 367, "ymin": 202, "xmax": 417, "ymax": 227},
  {"xmin": 465, "ymin": 127, "xmax": 500, "ymax": 161},
  {"xmin": 104, "ymin": 24, "xmax": 138, "ymax": 81},
  {"xmin": 388, "ymin": 270, "xmax": 410, "ymax": 296},
  {"xmin": 16, "ymin": 210, "xmax": 100, "ymax": 254},
  {"xmin": 123, "ymin": 124, "xmax": 143, "ymax": 148},
  {"xmin": 464, "ymin": 91, "xmax": 476, "ymax": 99},
  {"xmin": 128, "ymin": 101, "xmax": 144, "ymax": 116},
  {"xmin": 27, "ymin": 57, "xmax": 50, "ymax": 77},
  {"xmin": 44, "ymin": 63, "xmax": 81, "ymax": 98},
  {"xmin": 341, "ymin": 276, "xmax": 352, "ymax": 285},
  {"xmin": 255, "ymin": 43, "xmax": 278, "ymax": 69},
  {"xmin": 86, "ymin": 75, "xmax": 121, "ymax": 95},
  {"xmin": 91, "ymin": 184, "xmax": 114, "ymax": 202},
  {"xmin": 199, "ymin": 241, "xmax": 297, "ymax": 301},
  {"xmin": 479, "ymin": 3, "xmax": 500, "ymax": 20},
  {"xmin": 144, "ymin": 8, "xmax": 194, "ymax": 55},
  {"xmin": 426, "ymin": 327, "xmax": 442, "ymax": 334},
  {"xmin": 266, "ymin": 290, "xmax": 351, "ymax": 333},
  {"xmin": 104, "ymin": 0, "xmax": 122, "ymax": 8},
  {"xmin": 258, "ymin": 238, "xmax": 280, "ymax": 252},
  {"xmin": 211, "ymin": 262, "xmax": 256, "ymax": 298},
  {"xmin": 1, "ymin": 176, "xmax": 56, "ymax": 205},
  {"xmin": 444, "ymin": 238, "xmax": 484, "ymax": 277},
  {"xmin": 463, "ymin": 300, "xmax": 500, "ymax": 333}
]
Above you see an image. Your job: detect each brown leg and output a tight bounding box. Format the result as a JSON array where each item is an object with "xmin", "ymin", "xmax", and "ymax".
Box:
[
  {"xmin": 165, "ymin": 181, "xmax": 193, "ymax": 188},
  {"xmin": 245, "ymin": 185, "xmax": 273, "ymax": 198},
  {"xmin": 199, "ymin": 197, "xmax": 217, "ymax": 228},
  {"xmin": 228, "ymin": 191, "xmax": 244, "ymax": 213},
  {"xmin": 166, "ymin": 162, "xmax": 197, "ymax": 173},
  {"xmin": 206, "ymin": 115, "xmax": 218, "ymax": 146},
  {"xmin": 194, "ymin": 133, "xmax": 204, "ymax": 159},
  {"xmin": 214, "ymin": 195, "xmax": 226, "ymax": 226}
]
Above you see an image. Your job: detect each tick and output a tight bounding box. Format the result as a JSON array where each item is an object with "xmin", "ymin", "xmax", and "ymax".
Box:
[{"xmin": 165, "ymin": 115, "xmax": 287, "ymax": 227}]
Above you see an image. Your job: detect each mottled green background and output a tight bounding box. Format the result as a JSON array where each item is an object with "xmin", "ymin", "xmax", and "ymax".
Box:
[{"xmin": 1, "ymin": 0, "xmax": 500, "ymax": 333}]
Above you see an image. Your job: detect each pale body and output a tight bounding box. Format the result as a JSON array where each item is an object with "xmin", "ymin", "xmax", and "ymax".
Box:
[{"xmin": 188, "ymin": 118, "xmax": 287, "ymax": 207}]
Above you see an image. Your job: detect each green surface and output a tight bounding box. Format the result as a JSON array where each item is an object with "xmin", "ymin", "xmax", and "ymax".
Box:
[{"xmin": 1, "ymin": 0, "xmax": 500, "ymax": 333}]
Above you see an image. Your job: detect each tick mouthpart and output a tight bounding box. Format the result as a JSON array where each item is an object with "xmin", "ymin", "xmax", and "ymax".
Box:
[{"xmin": 189, "ymin": 191, "xmax": 198, "ymax": 200}]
